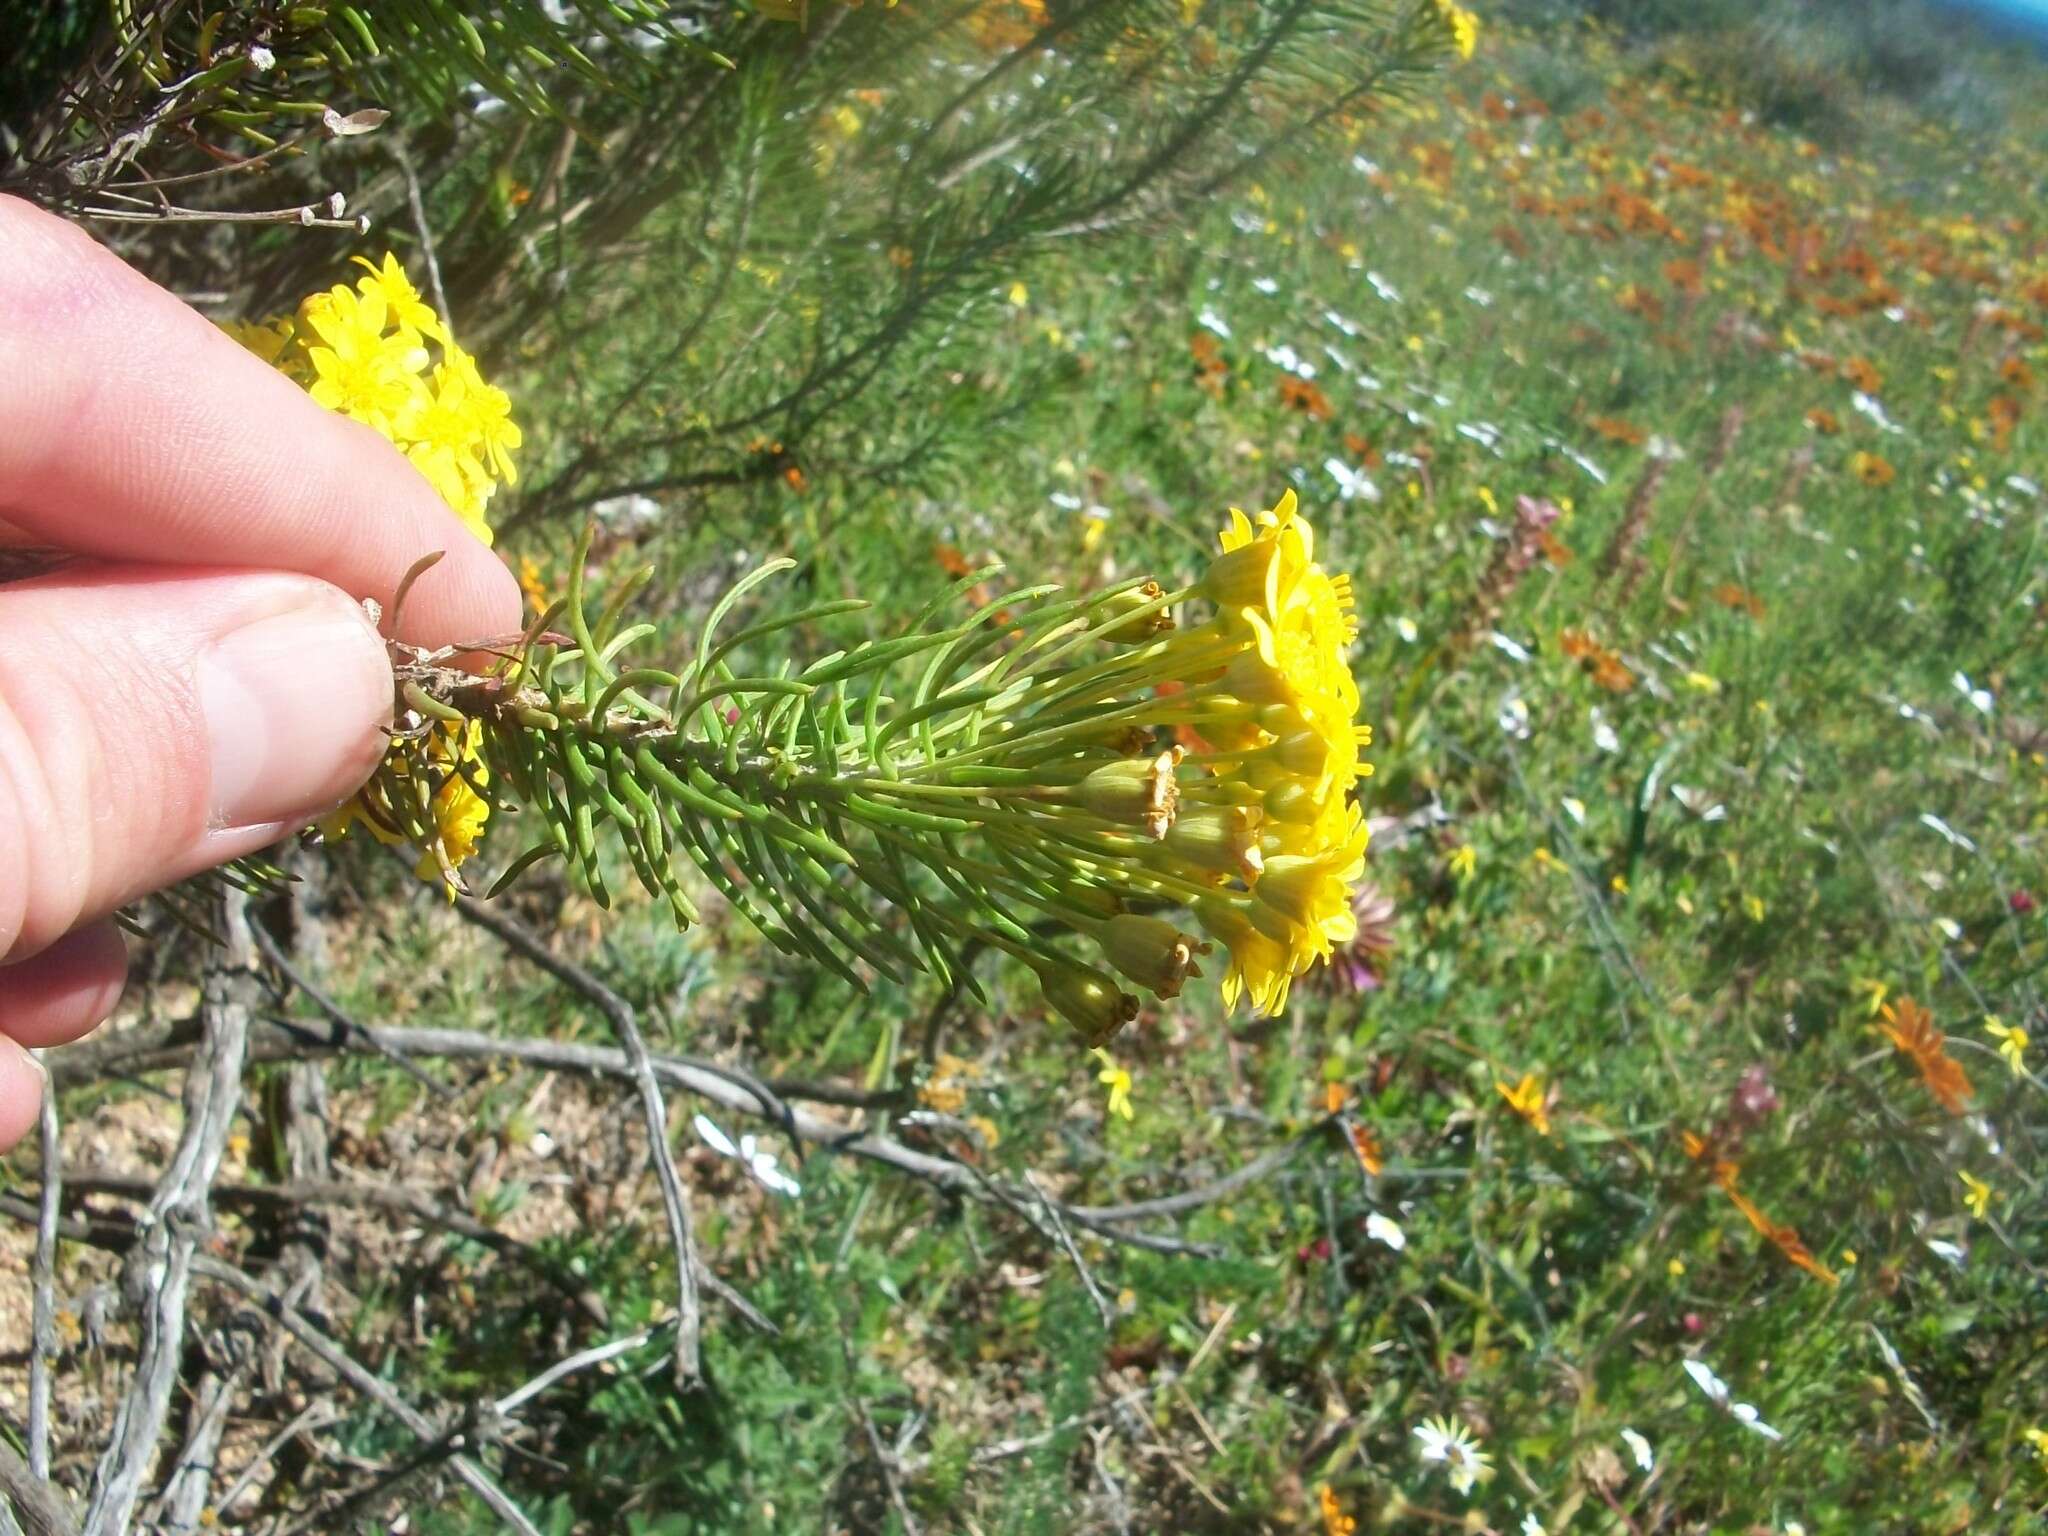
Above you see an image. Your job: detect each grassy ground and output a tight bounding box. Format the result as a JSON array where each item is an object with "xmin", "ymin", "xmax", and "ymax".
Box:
[
  {"xmin": 451, "ymin": 14, "xmax": 2048, "ymax": 1527},
  {"xmin": 16, "ymin": 9, "xmax": 2047, "ymax": 1534}
]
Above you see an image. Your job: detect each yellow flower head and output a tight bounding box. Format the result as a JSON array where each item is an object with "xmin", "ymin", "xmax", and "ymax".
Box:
[
  {"xmin": 1960, "ymin": 1170, "xmax": 1993, "ymax": 1220},
  {"xmin": 1196, "ymin": 895, "xmax": 1297, "ymax": 1016},
  {"xmin": 1497, "ymin": 1072, "xmax": 1552, "ymax": 1136},
  {"xmin": 299, "ymin": 282, "xmax": 429, "ymax": 436},
  {"xmin": 354, "ymin": 252, "xmax": 447, "ymax": 341},
  {"xmin": 1092, "ymin": 1047, "xmax": 1135, "ymax": 1121},
  {"xmin": 1430, "ymin": 0, "xmax": 1479, "ymax": 60},
  {"xmin": 1985, "ymin": 1015, "xmax": 2029, "ymax": 1077}
]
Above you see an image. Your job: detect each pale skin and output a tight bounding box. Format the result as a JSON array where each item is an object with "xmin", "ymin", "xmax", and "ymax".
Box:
[{"xmin": 0, "ymin": 195, "xmax": 520, "ymax": 1151}]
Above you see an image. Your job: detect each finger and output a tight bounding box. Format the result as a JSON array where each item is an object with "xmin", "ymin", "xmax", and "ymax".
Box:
[
  {"xmin": 0, "ymin": 565, "xmax": 391, "ymax": 962},
  {"xmin": 0, "ymin": 920, "xmax": 129, "ymax": 1048},
  {"xmin": 0, "ymin": 195, "xmax": 519, "ymax": 652},
  {"xmin": 0, "ymin": 1036, "xmax": 45, "ymax": 1152}
]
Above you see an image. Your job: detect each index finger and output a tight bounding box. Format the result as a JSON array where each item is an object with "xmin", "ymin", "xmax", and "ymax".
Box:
[{"xmin": 0, "ymin": 195, "xmax": 519, "ymax": 651}]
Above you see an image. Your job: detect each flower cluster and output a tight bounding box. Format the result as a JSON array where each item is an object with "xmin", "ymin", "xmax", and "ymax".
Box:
[
  {"xmin": 316, "ymin": 719, "xmax": 494, "ymax": 891},
  {"xmin": 227, "ymin": 253, "xmax": 521, "ymax": 548},
  {"xmin": 247, "ymin": 260, "xmax": 1374, "ymax": 1029},
  {"xmin": 1428, "ymin": 0, "xmax": 1479, "ymax": 60},
  {"xmin": 1019, "ymin": 491, "xmax": 1371, "ymax": 1022},
  {"xmin": 235, "ymin": 255, "xmax": 516, "ymax": 885}
]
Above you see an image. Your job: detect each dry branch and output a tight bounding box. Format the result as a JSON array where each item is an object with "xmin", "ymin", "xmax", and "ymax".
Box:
[
  {"xmin": 448, "ymin": 893, "xmax": 707, "ymax": 1385},
  {"xmin": 80, "ymin": 890, "xmax": 257, "ymax": 1536},
  {"xmin": 53, "ymin": 1011, "xmax": 1243, "ymax": 1256},
  {"xmin": 190, "ymin": 1257, "xmax": 544, "ymax": 1536},
  {"xmin": 0, "ymin": 1439, "xmax": 79, "ymax": 1536}
]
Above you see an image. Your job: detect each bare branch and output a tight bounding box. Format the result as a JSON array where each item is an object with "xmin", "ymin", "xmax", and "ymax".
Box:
[
  {"xmin": 0, "ymin": 1440, "xmax": 79, "ymax": 1536},
  {"xmin": 52, "ymin": 1011, "xmax": 1252, "ymax": 1256},
  {"xmin": 448, "ymin": 893, "xmax": 707, "ymax": 1385},
  {"xmin": 29, "ymin": 1055, "xmax": 61, "ymax": 1479},
  {"xmin": 41, "ymin": 1168, "xmax": 609, "ymax": 1329},
  {"xmin": 81, "ymin": 889, "xmax": 256, "ymax": 1536},
  {"xmin": 190, "ymin": 1256, "xmax": 545, "ymax": 1536}
]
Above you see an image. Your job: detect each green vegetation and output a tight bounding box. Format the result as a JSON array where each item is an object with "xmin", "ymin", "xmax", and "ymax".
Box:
[{"xmin": 8, "ymin": 3, "xmax": 2046, "ymax": 1533}]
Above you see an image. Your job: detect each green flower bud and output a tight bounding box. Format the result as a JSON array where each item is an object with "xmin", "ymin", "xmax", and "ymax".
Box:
[
  {"xmin": 1161, "ymin": 806, "xmax": 1264, "ymax": 882},
  {"xmin": 1094, "ymin": 581, "xmax": 1176, "ymax": 643},
  {"xmin": 1202, "ymin": 538, "xmax": 1281, "ymax": 611},
  {"xmin": 1095, "ymin": 913, "xmax": 1208, "ymax": 999},
  {"xmin": 1037, "ymin": 960, "xmax": 1140, "ymax": 1047},
  {"xmin": 1076, "ymin": 746, "xmax": 1183, "ymax": 838}
]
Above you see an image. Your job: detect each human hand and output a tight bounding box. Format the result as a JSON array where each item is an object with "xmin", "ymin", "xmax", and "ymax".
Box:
[{"xmin": 0, "ymin": 195, "xmax": 520, "ymax": 1150}]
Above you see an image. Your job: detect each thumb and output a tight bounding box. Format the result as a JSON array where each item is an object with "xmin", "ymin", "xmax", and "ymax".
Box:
[{"xmin": 0, "ymin": 565, "xmax": 392, "ymax": 962}]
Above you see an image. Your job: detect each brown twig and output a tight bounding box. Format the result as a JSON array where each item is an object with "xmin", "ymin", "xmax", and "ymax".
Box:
[
  {"xmin": 0, "ymin": 1440, "xmax": 79, "ymax": 1536},
  {"xmin": 80, "ymin": 889, "xmax": 256, "ymax": 1536},
  {"xmin": 191, "ymin": 1255, "xmax": 544, "ymax": 1536},
  {"xmin": 42, "ymin": 1168, "xmax": 609, "ymax": 1329},
  {"xmin": 53, "ymin": 1011, "xmax": 1233, "ymax": 1255},
  {"xmin": 448, "ymin": 893, "xmax": 706, "ymax": 1386},
  {"xmin": 28, "ymin": 1056, "xmax": 61, "ymax": 1480},
  {"xmin": 249, "ymin": 913, "xmax": 454, "ymax": 1099}
]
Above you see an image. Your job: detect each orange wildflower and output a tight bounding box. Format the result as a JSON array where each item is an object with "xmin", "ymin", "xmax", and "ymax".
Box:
[
  {"xmin": 1319, "ymin": 1484, "xmax": 1358, "ymax": 1536},
  {"xmin": 1712, "ymin": 583, "xmax": 1765, "ymax": 618},
  {"xmin": 1280, "ymin": 375, "xmax": 1335, "ymax": 420},
  {"xmin": 1496, "ymin": 1073, "xmax": 1552, "ymax": 1136},
  {"xmin": 1588, "ymin": 414, "xmax": 1648, "ymax": 445},
  {"xmin": 1687, "ymin": 1137, "xmax": 1838, "ymax": 1286},
  {"xmin": 1850, "ymin": 450, "xmax": 1896, "ymax": 488},
  {"xmin": 1841, "ymin": 355, "xmax": 1883, "ymax": 393},
  {"xmin": 1662, "ymin": 256, "xmax": 1705, "ymax": 296},
  {"xmin": 1805, "ymin": 406, "xmax": 1841, "ymax": 435},
  {"xmin": 1590, "ymin": 650, "xmax": 1637, "ymax": 693},
  {"xmin": 1880, "ymin": 997, "xmax": 1974, "ymax": 1115},
  {"xmin": 1346, "ymin": 1121, "xmax": 1385, "ymax": 1177}
]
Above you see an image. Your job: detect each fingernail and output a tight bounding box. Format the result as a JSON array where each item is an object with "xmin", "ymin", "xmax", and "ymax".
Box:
[{"xmin": 200, "ymin": 588, "xmax": 391, "ymax": 834}]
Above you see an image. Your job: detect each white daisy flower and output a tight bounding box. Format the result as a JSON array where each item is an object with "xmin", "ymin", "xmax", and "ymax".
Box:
[{"xmin": 1413, "ymin": 1414, "xmax": 1493, "ymax": 1495}]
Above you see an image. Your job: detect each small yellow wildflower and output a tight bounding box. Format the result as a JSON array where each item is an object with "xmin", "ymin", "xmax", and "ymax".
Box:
[
  {"xmin": 1092, "ymin": 1048, "xmax": 1134, "ymax": 1121},
  {"xmin": 1429, "ymin": 0, "xmax": 1479, "ymax": 59},
  {"xmin": 2024, "ymin": 1426, "xmax": 2048, "ymax": 1459},
  {"xmin": 1744, "ymin": 894, "xmax": 1766, "ymax": 922},
  {"xmin": 1449, "ymin": 844, "xmax": 1477, "ymax": 882},
  {"xmin": 1960, "ymin": 1170, "xmax": 1993, "ymax": 1220},
  {"xmin": 1985, "ymin": 1015, "xmax": 2029, "ymax": 1076},
  {"xmin": 1496, "ymin": 1073, "xmax": 1552, "ymax": 1137},
  {"xmin": 1684, "ymin": 671, "xmax": 1721, "ymax": 694},
  {"xmin": 1853, "ymin": 978, "xmax": 1889, "ymax": 1017},
  {"xmin": 1667, "ymin": 1257, "xmax": 1685, "ymax": 1277},
  {"xmin": 1008, "ymin": 280, "xmax": 1029, "ymax": 307}
]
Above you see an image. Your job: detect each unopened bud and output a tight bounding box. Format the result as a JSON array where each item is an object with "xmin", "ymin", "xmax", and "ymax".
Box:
[
  {"xmin": 1162, "ymin": 807, "xmax": 1264, "ymax": 882},
  {"xmin": 1095, "ymin": 581, "xmax": 1176, "ymax": 643},
  {"xmin": 1077, "ymin": 746, "xmax": 1183, "ymax": 838},
  {"xmin": 1095, "ymin": 914, "xmax": 1207, "ymax": 999},
  {"xmin": 1037, "ymin": 961, "xmax": 1139, "ymax": 1047}
]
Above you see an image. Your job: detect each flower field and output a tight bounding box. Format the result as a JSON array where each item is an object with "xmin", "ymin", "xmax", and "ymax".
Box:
[
  {"xmin": 364, "ymin": 13, "xmax": 2046, "ymax": 1532},
  {"xmin": 12, "ymin": 5, "xmax": 2045, "ymax": 1533}
]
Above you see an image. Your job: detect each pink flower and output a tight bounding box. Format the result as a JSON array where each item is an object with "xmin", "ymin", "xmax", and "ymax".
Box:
[{"xmin": 1330, "ymin": 881, "xmax": 1396, "ymax": 992}]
